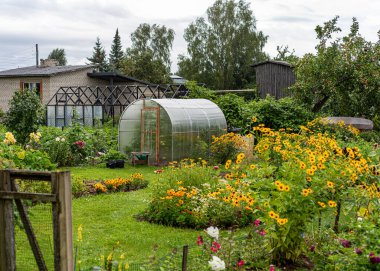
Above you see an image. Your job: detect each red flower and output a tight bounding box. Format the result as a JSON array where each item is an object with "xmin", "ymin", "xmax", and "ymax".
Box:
[
  {"xmin": 211, "ymin": 241, "xmax": 221, "ymax": 252},
  {"xmin": 74, "ymin": 140, "xmax": 85, "ymax": 149},
  {"xmin": 197, "ymin": 235, "xmax": 203, "ymax": 246},
  {"xmin": 213, "ymin": 166, "xmax": 219, "ymax": 170},
  {"xmin": 269, "ymin": 265, "xmax": 275, "ymax": 271},
  {"xmin": 237, "ymin": 260, "xmax": 245, "ymax": 267}
]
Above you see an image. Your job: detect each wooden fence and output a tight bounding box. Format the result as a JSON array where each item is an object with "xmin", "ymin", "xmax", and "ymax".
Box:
[{"xmin": 0, "ymin": 170, "xmax": 72, "ymax": 271}]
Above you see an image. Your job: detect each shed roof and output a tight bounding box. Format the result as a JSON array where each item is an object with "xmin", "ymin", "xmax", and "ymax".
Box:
[
  {"xmin": 87, "ymin": 71, "xmax": 152, "ymax": 85},
  {"xmin": 0, "ymin": 65, "xmax": 96, "ymax": 78},
  {"xmin": 251, "ymin": 60, "xmax": 292, "ymax": 68}
]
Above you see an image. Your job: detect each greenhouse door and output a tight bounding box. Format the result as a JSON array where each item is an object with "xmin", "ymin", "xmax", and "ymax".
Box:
[{"xmin": 140, "ymin": 107, "xmax": 160, "ymax": 163}]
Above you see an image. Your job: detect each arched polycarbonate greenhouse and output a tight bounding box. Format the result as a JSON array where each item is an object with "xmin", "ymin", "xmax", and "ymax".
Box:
[{"xmin": 118, "ymin": 99, "xmax": 227, "ymax": 165}]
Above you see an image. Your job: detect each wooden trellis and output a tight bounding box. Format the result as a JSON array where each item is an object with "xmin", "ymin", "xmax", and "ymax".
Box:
[{"xmin": 0, "ymin": 170, "xmax": 73, "ymax": 271}]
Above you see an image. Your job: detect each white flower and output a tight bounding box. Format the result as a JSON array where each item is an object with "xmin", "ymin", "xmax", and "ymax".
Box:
[
  {"xmin": 208, "ymin": 256, "xmax": 225, "ymax": 271},
  {"xmin": 357, "ymin": 217, "xmax": 363, "ymax": 222},
  {"xmin": 206, "ymin": 226, "xmax": 219, "ymax": 240},
  {"xmin": 55, "ymin": 137, "xmax": 60, "ymax": 142},
  {"xmin": 61, "ymin": 137, "xmax": 65, "ymax": 142}
]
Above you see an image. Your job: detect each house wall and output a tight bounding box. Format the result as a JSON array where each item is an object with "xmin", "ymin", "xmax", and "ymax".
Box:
[
  {"xmin": 256, "ymin": 63, "xmax": 296, "ymax": 99},
  {"xmin": 0, "ymin": 67, "xmax": 106, "ymax": 111}
]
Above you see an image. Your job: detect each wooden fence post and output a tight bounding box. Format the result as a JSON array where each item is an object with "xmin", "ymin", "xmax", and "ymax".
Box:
[
  {"xmin": 52, "ymin": 171, "xmax": 73, "ymax": 271},
  {"xmin": 0, "ymin": 170, "xmax": 16, "ymax": 271}
]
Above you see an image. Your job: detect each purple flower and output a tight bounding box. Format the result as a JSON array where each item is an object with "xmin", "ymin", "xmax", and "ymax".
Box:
[
  {"xmin": 370, "ymin": 257, "xmax": 380, "ymax": 264},
  {"xmin": 310, "ymin": 245, "xmax": 315, "ymax": 252},
  {"xmin": 259, "ymin": 230, "xmax": 266, "ymax": 236},
  {"xmin": 341, "ymin": 239, "xmax": 351, "ymax": 248},
  {"xmin": 355, "ymin": 248, "xmax": 362, "ymax": 255}
]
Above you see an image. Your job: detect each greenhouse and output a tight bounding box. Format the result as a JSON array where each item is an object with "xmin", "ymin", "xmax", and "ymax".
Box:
[{"xmin": 118, "ymin": 99, "xmax": 227, "ymax": 165}]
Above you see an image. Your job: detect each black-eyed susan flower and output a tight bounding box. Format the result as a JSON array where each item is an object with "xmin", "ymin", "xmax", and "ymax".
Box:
[
  {"xmin": 328, "ymin": 200, "xmax": 337, "ymax": 207},
  {"xmin": 284, "ymin": 185, "xmax": 290, "ymax": 192},
  {"xmin": 249, "ymin": 164, "xmax": 256, "ymax": 170},
  {"xmin": 327, "ymin": 181, "xmax": 334, "ymax": 188},
  {"xmin": 302, "ymin": 189, "xmax": 310, "ymax": 196},
  {"xmin": 269, "ymin": 211, "xmax": 276, "ymax": 219},
  {"xmin": 300, "ymin": 162, "xmax": 306, "ymax": 169}
]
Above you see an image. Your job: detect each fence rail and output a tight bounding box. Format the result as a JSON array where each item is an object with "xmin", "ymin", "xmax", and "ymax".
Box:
[{"xmin": 0, "ymin": 170, "xmax": 72, "ymax": 271}]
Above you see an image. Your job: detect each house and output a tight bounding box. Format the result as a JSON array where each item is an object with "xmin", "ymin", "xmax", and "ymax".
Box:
[
  {"xmin": 169, "ymin": 74, "xmax": 186, "ymax": 84},
  {"xmin": 0, "ymin": 59, "xmax": 149, "ymax": 111},
  {"xmin": 251, "ymin": 60, "xmax": 296, "ymax": 99}
]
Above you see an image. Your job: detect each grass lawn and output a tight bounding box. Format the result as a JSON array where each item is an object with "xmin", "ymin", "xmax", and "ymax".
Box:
[{"xmin": 70, "ymin": 164, "xmax": 198, "ymax": 267}]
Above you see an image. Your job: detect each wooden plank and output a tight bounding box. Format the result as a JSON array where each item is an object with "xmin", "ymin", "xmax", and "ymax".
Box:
[
  {"xmin": 0, "ymin": 170, "xmax": 16, "ymax": 271},
  {"xmin": 0, "ymin": 191, "xmax": 57, "ymax": 202},
  {"xmin": 52, "ymin": 171, "xmax": 73, "ymax": 271},
  {"xmin": 9, "ymin": 170, "xmax": 52, "ymax": 181}
]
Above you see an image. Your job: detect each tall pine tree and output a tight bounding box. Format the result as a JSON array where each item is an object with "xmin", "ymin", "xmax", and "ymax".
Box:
[
  {"xmin": 109, "ymin": 28, "xmax": 124, "ymax": 71},
  {"xmin": 87, "ymin": 37, "xmax": 108, "ymax": 71}
]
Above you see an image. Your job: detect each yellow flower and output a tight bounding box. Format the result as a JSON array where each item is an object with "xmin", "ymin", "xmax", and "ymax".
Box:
[
  {"xmin": 107, "ymin": 252, "xmax": 113, "ymax": 262},
  {"xmin": 269, "ymin": 210, "xmax": 276, "ymax": 219},
  {"xmin": 327, "ymin": 181, "xmax": 334, "ymax": 188},
  {"xmin": 236, "ymin": 158, "xmax": 242, "ymax": 164},
  {"xmin": 246, "ymin": 133, "xmax": 253, "ymax": 138},
  {"xmin": 125, "ymin": 262, "xmax": 129, "ymax": 269},
  {"xmin": 318, "ymin": 201, "xmax": 326, "ymax": 208},
  {"xmin": 274, "ymin": 180, "xmax": 281, "ymax": 186},
  {"xmin": 251, "ymin": 116, "xmax": 257, "ymax": 122},
  {"xmin": 249, "ymin": 164, "xmax": 256, "ymax": 170},
  {"xmin": 284, "ymin": 185, "xmax": 290, "ymax": 192},
  {"xmin": 237, "ymin": 153, "xmax": 245, "ymax": 160},
  {"xmin": 302, "ymin": 189, "xmax": 310, "ymax": 197},
  {"xmin": 17, "ymin": 151, "xmax": 26, "ymax": 160},
  {"xmin": 299, "ymin": 162, "xmax": 306, "ymax": 169},
  {"xmin": 77, "ymin": 224, "xmax": 83, "ymax": 242},
  {"xmin": 120, "ymin": 253, "xmax": 125, "ymax": 260},
  {"xmin": 277, "ymin": 184, "xmax": 285, "ymax": 191},
  {"xmin": 306, "ymin": 176, "xmax": 312, "ymax": 182},
  {"xmin": 3, "ymin": 132, "xmax": 16, "ymax": 144},
  {"xmin": 328, "ymin": 200, "xmax": 337, "ymax": 208}
]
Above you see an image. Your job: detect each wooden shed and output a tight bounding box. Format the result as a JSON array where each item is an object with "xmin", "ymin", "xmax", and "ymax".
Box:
[{"xmin": 251, "ymin": 60, "xmax": 295, "ymax": 99}]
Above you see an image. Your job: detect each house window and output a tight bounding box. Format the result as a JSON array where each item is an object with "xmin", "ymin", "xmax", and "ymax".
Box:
[{"xmin": 21, "ymin": 81, "xmax": 42, "ymax": 98}]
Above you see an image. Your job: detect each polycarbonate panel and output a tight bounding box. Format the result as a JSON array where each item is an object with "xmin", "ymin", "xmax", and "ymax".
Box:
[
  {"xmin": 47, "ymin": 106, "xmax": 55, "ymax": 127},
  {"xmin": 118, "ymin": 99, "xmax": 226, "ymax": 164}
]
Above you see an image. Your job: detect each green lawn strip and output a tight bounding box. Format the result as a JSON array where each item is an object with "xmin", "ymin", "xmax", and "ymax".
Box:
[{"xmin": 68, "ymin": 164, "xmax": 197, "ymax": 268}]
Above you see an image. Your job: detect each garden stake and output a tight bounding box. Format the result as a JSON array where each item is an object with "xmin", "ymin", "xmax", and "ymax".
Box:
[{"xmin": 182, "ymin": 245, "xmax": 188, "ymax": 271}]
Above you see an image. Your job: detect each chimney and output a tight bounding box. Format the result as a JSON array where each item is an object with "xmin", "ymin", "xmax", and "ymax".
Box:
[{"xmin": 39, "ymin": 59, "xmax": 59, "ymax": 68}]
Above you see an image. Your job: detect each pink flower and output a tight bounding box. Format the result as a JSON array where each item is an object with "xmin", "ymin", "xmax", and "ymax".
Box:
[
  {"xmin": 213, "ymin": 166, "xmax": 219, "ymax": 170},
  {"xmin": 269, "ymin": 265, "xmax": 275, "ymax": 271},
  {"xmin": 237, "ymin": 260, "xmax": 245, "ymax": 267},
  {"xmin": 254, "ymin": 219, "xmax": 261, "ymax": 227},
  {"xmin": 211, "ymin": 241, "xmax": 221, "ymax": 253},
  {"xmin": 259, "ymin": 230, "xmax": 266, "ymax": 236},
  {"xmin": 154, "ymin": 169, "xmax": 163, "ymax": 174},
  {"xmin": 197, "ymin": 235, "xmax": 203, "ymax": 246},
  {"xmin": 74, "ymin": 140, "xmax": 85, "ymax": 149}
]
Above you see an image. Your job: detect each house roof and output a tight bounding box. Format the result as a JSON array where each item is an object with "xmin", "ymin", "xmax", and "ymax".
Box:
[
  {"xmin": 0, "ymin": 65, "xmax": 96, "ymax": 78},
  {"xmin": 251, "ymin": 60, "xmax": 292, "ymax": 68},
  {"xmin": 87, "ymin": 71, "xmax": 153, "ymax": 85}
]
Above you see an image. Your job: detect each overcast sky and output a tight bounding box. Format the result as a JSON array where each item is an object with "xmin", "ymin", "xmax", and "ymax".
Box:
[{"xmin": 0, "ymin": 0, "xmax": 379, "ymax": 72}]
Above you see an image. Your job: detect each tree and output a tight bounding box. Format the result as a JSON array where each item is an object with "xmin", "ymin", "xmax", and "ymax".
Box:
[
  {"xmin": 87, "ymin": 37, "xmax": 108, "ymax": 71},
  {"xmin": 48, "ymin": 48, "xmax": 67, "ymax": 65},
  {"xmin": 290, "ymin": 17, "xmax": 380, "ymax": 119},
  {"xmin": 109, "ymin": 28, "xmax": 124, "ymax": 71},
  {"xmin": 121, "ymin": 23, "xmax": 174, "ymax": 83},
  {"xmin": 273, "ymin": 45, "xmax": 299, "ymax": 64},
  {"xmin": 5, "ymin": 91, "xmax": 45, "ymax": 144},
  {"xmin": 177, "ymin": 0, "xmax": 268, "ymax": 90}
]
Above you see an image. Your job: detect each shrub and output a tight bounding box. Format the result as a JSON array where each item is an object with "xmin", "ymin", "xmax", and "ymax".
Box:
[
  {"xmin": 246, "ymin": 96, "xmax": 314, "ymax": 131},
  {"xmin": 210, "ymin": 133, "xmax": 247, "ymax": 164},
  {"xmin": 4, "ymin": 90, "xmax": 45, "ymax": 144}
]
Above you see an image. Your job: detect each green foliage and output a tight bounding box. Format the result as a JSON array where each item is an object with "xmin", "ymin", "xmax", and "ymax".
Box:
[
  {"xmin": 273, "ymin": 45, "xmax": 299, "ymax": 64},
  {"xmin": 5, "ymin": 91, "xmax": 45, "ymax": 144},
  {"xmin": 291, "ymin": 17, "xmax": 380, "ymax": 119},
  {"xmin": 38, "ymin": 125, "xmax": 118, "ymax": 166},
  {"xmin": 48, "ymin": 48, "xmax": 67, "ymax": 65},
  {"xmin": 109, "ymin": 28, "xmax": 124, "ymax": 71},
  {"xmin": 100, "ymin": 150, "xmax": 127, "ymax": 162},
  {"xmin": 122, "ymin": 23, "xmax": 174, "ymax": 83},
  {"xmin": 87, "ymin": 37, "xmax": 109, "ymax": 71},
  {"xmin": 71, "ymin": 175, "xmax": 87, "ymax": 197},
  {"xmin": 177, "ymin": 0, "xmax": 268, "ymax": 89},
  {"xmin": 246, "ymin": 96, "xmax": 314, "ymax": 131},
  {"xmin": 210, "ymin": 133, "xmax": 247, "ymax": 164},
  {"xmin": 215, "ymin": 93, "xmax": 248, "ymax": 129},
  {"xmin": 185, "ymin": 81, "xmax": 217, "ymax": 100}
]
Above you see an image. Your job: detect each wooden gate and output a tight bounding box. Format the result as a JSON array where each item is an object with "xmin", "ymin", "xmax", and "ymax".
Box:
[{"xmin": 0, "ymin": 170, "xmax": 73, "ymax": 271}]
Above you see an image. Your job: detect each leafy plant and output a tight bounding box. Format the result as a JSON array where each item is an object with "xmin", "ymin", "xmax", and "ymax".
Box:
[{"xmin": 4, "ymin": 90, "xmax": 45, "ymax": 144}]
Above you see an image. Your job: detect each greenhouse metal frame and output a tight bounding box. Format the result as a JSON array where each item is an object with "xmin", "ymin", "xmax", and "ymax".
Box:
[{"xmin": 118, "ymin": 99, "xmax": 227, "ymax": 165}]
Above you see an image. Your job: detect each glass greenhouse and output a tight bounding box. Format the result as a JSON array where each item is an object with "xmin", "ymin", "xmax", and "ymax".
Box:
[{"xmin": 118, "ymin": 99, "xmax": 227, "ymax": 165}]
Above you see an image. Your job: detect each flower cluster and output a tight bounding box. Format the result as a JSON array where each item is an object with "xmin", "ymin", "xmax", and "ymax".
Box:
[
  {"xmin": 3, "ymin": 132, "xmax": 16, "ymax": 145},
  {"xmin": 29, "ymin": 132, "xmax": 41, "ymax": 143},
  {"xmin": 74, "ymin": 140, "xmax": 85, "ymax": 149}
]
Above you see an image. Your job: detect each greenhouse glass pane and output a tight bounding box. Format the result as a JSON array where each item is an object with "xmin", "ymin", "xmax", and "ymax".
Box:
[{"xmin": 47, "ymin": 106, "xmax": 55, "ymax": 127}]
